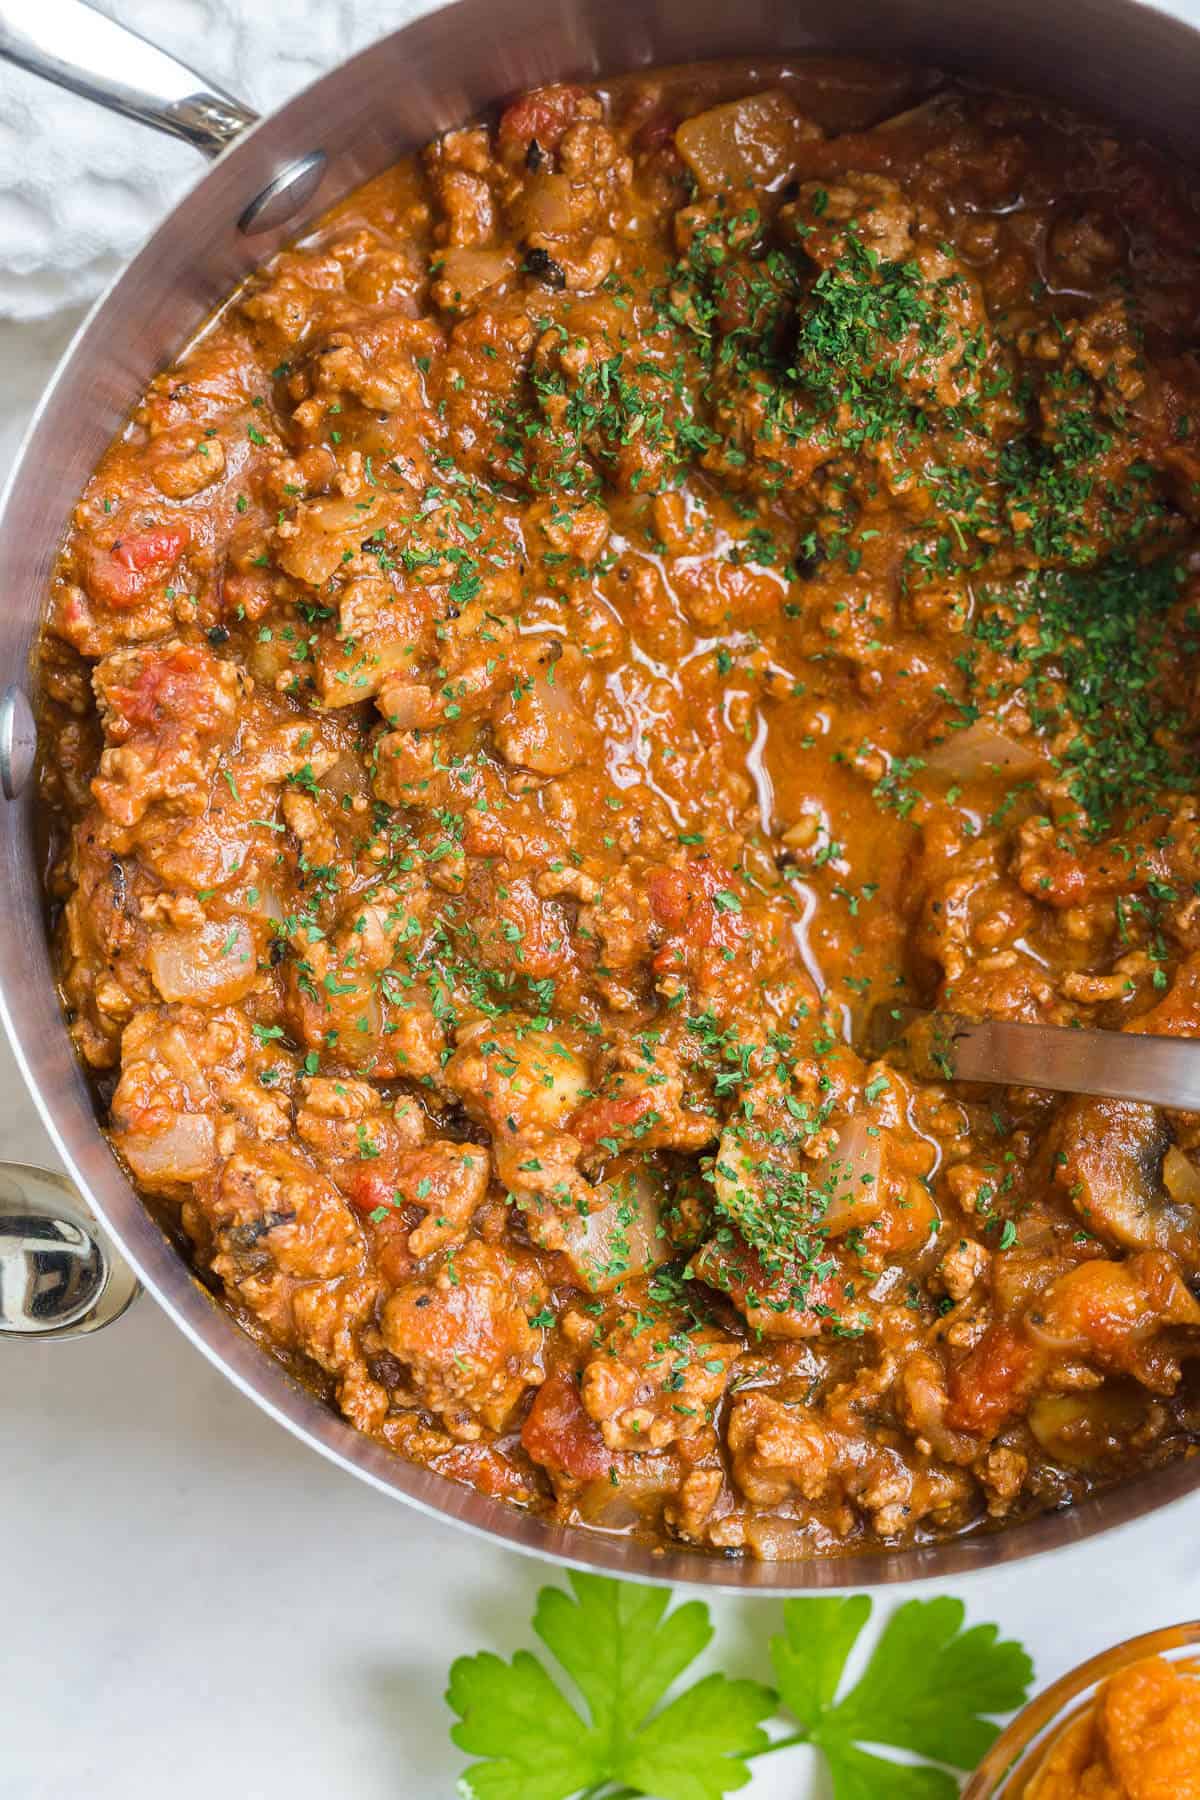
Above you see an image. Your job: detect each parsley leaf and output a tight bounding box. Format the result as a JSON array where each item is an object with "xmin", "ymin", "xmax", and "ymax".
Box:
[
  {"xmin": 818, "ymin": 1744, "xmax": 955, "ymax": 1799},
  {"xmin": 768, "ymin": 1595, "xmax": 871, "ymax": 1724},
  {"xmin": 448, "ymin": 1646, "xmax": 597, "ymax": 1800},
  {"xmin": 771, "ymin": 1595, "xmax": 1033, "ymax": 1797},
  {"xmin": 448, "ymin": 1572, "xmax": 774, "ymax": 1800}
]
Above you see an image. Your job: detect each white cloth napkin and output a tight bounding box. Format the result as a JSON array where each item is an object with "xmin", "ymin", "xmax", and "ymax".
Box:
[{"xmin": 0, "ymin": 0, "xmax": 434, "ymax": 319}]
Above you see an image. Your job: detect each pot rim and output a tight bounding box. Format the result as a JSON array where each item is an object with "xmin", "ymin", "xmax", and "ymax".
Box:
[{"xmin": 7, "ymin": 0, "xmax": 1200, "ymax": 1591}]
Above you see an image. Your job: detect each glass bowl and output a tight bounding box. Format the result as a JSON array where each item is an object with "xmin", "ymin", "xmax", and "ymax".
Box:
[{"xmin": 962, "ymin": 1621, "xmax": 1200, "ymax": 1798}]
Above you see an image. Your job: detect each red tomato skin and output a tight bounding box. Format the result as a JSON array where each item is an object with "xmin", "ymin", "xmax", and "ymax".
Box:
[{"xmin": 521, "ymin": 1371, "xmax": 609, "ymax": 1481}]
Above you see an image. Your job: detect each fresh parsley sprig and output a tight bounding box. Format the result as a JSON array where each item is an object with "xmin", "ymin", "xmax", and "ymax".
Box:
[
  {"xmin": 448, "ymin": 1574, "xmax": 774, "ymax": 1800},
  {"xmin": 446, "ymin": 1574, "xmax": 1034, "ymax": 1800},
  {"xmin": 771, "ymin": 1595, "xmax": 1033, "ymax": 1797}
]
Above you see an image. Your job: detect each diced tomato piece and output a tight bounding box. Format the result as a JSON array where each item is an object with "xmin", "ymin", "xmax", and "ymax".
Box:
[
  {"xmin": 116, "ymin": 645, "xmax": 203, "ymax": 730},
  {"xmin": 345, "ymin": 1163, "xmax": 401, "ymax": 1213},
  {"xmin": 521, "ymin": 1371, "xmax": 609, "ymax": 1481},
  {"xmin": 646, "ymin": 864, "xmax": 698, "ymax": 931},
  {"xmin": 106, "ymin": 643, "xmax": 234, "ymax": 740},
  {"xmin": 945, "ymin": 1324, "xmax": 1038, "ymax": 1435},
  {"xmin": 498, "ymin": 83, "xmax": 588, "ymax": 154},
  {"xmin": 1018, "ymin": 832, "xmax": 1171, "ymax": 910},
  {"xmin": 367, "ymin": 1209, "xmax": 417, "ymax": 1288},
  {"xmin": 433, "ymin": 1442, "xmax": 541, "ymax": 1502},
  {"xmin": 83, "ymin": 523, "xmax": 191, "ymax": 610},
  {"xmin": 219, "ymin": 568, "xmax": 274, "ymax": 623},
  {"xmin": 1025, "ymin": 852, "xmax": 1090, "ymax": 907},
  {"xmin": 646, "ymin": 859, "xmax": 745, "ymax": 974},
  {"xmin": 112, "ymin": 525, "xmax": 190, "ymax": 574},
  {"xmin": 343, "ymin": 1163, "xmax": 419, "ymax": 1282},
  {"xmin": 570, "ymin": 1087, "xmax": 656, "ymax": 1153}
]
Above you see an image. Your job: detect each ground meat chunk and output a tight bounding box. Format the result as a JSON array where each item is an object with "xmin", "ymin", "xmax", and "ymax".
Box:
[
  {"xmin": 380, "ymin": 1241, "xmax": 546, "ymax": 1438},
  {"xmin": 783, "ymin": 174, "xmax": 914, "ymax": 267},
  {"xmin": 207, "ymin": 1145, "xmax": 366, "ymax": 1285},
  {"xmin": 284, "ymin": 884, "xmax": 442, "ymax": 1081},
  {"xmin": 580, "ymin": 1316, "xmax": 740, "ymax": 1451},
  {"xmin": 296, "ymin": 1076, "xmax": 427, "ymax": 1165},
  {"xmin": 444, "ymin": 1023, "xmax": 592, "ymax": 1237},
  {"xmin": 690, "ymin": 1228, "xmax": 849, "ymax": 1340},
  {"xmin": 490, "ymin": 642, "xmax": 598, "ymax": 776},
  {"xmin": 976, "ymin": 1444, "xmax": 1029, "ymax": 1517},
  {"xmin": 90, "ymin": 639, "xmax": 244, "ymax": 828},
  {"xmin": 663, "ymin": 1466, "xmax": 727, "ymax": 1542},
  {"xmin": 424, "ymin": 127, "xmax": 499, "ymax": 247},
  {"xmin": 297, "ymin": 1079, "xmax": 493, "ymax": 1260},
  {"xmin": 354, "ymin": 1141, "xmax": 491, "ymax": 1259},
  {"xmin": 726, "ymin": 1392, "xmax": 837, "ymax": 1505},
  {"xmin": 936, "ymin": 1237, "xmax": 991, "ymax": 1302},
  {"xmin": 182, "ymin": 1144, "xmax": 371, "ymax": 1364},
  {"xmin": 570, "ymin": 1034, "xmax": 720, "ymax": 1161},
  {"xmin": 111, "ymin": 1004, "xmax": 292, "ymax": 1195}
]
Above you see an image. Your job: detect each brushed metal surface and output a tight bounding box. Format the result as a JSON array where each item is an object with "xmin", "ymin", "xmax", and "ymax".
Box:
[
  {"xmin": 953, "ymin": 1017, "xmax": 1200, "ymax": 1108},
  {"xmin": 888, "ymin": 1010, "xmax": 1200, "ymax": 1109},
  {"xmin": 0, "ymin": 1162, "xmax": 139, "ymax": 1337},
  {"xmin": 0, "ymin": 0, "xmax": 258, "ymax": 153},
  {"xmin": 2, "ymin": 0, "xmax": 1200, "ymax": 1589}
]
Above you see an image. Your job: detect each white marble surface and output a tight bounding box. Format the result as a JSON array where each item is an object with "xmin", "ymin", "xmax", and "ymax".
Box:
[{"xmin": 5, "ymin": 20, "xmax": 1200, "ymax": 1800}]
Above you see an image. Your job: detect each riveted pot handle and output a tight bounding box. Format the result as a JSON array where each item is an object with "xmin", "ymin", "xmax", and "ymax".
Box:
[
  {"xmin": 0, "ymin": 0, "xmax": 258, "ymax": 156},
  {"xmin": 0, "ymin": 1162, "xmax": 139, "ymax": 1339}
]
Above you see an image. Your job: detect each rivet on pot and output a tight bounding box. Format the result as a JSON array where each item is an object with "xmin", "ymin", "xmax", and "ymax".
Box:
[
  {"xmin": 238, "ymin": 150, "xmax": 328, "ymax": 236},
  {"xmin": 0, "ymin": 686, "xmax": 36, "ymax": 801}
]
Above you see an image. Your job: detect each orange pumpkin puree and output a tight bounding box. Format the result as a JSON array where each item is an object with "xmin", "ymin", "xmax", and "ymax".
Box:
[{"xmin": 1025, "ymin": 1656, "xmax": 1200, "ymax": 1800}]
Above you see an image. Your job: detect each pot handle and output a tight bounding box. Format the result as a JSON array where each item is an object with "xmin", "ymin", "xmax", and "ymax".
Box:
[
  {"xmin": 0, "ymin": 1162, "xmax": 139, "ymax": 1339},
  {"xmin": 0, "ymin": 0, "xmax": 258, "ymax": 156}
]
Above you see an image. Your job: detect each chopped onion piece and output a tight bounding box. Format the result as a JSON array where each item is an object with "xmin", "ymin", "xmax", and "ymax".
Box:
[
  {"xmin": 243, "ymin": 885, "xmax": 284, "ymax": 924},
  {"xmin": 813, "ymin": 1117, "xmax": 886, "ymax": 1236},
  {"xmin": 874, "ymin": 94, "xmax": 954, "ymax": 132},
  {"xmin": 492, "ymin": 653, "xmax": 593, "ymax": 775},
  {"xmin": 512, "ymin": 174, "xmax": 578, "ymax": 238},
  {"xmin": 276, "ymin": 497, "xmax": 376, "ymax": 586},
  {"xmin": 576, "ymin": 1463, "xmax": 673, "ymax": 1527},
  {"xmin": 1163, "ymin": 1145, "xmax": 1200, "ymax": 1208},
  {"xmin": 147, "ymin": 917, "xmax": 257, "ymax": 1005},
  {"xmin": 321, "ymin": 752, "xmax": 369, "ymax": 801},
  {"xmin": 378, "ymin": 681, "xmax": 437, "ymax": 730},
  {"xmin": 924, "ymin": 719, "xmax": 1043, "ymax": 782},
  {"xmin": 435, "ymin": 246, "xmax": 518, "ymax": 307},
  {"xmin": 675, "ymin": 90, "xmax": 819, "ymax": 193},
  {"xmin": 714, "ymin": 1083, "xmax": 885, "ymax": 1242},
  {"xmin": 113, "ymin": 1111, "xmax": 216, "ymax": 1184},
  {"xmin": 558, "ymin": 1158, "xmax": 669, "ymax": 1293}
]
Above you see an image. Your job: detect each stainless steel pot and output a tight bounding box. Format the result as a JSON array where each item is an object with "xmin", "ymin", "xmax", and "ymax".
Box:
[{"xmin": 3, "ymin": 0, "xmax": 1200, "ymax": 1590}]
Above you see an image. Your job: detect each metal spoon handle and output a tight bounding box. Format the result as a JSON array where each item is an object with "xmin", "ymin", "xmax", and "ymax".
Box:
[
  {"xmin": 925, "ymin": 1014, "xmax": 1200, "ymax": 1109},
  {"xmin": 0, "ymin": 0, "xmax": 258, "ymax": 155}
]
